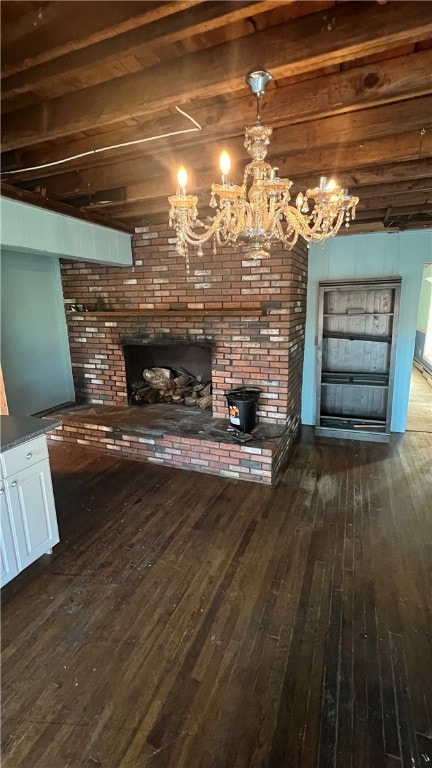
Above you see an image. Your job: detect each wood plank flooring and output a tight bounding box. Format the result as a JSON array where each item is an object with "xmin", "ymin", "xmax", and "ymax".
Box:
[
  {"xmin": 1, "ymin": 429, "xmax": 431, "ymax": 767},
  {"xmin": 406, "ymin": 367, "xmax": 432, "ymax": 432}
]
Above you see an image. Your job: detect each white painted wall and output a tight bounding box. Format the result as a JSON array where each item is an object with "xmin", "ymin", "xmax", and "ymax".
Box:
[{"xmin": 301, "ymin": 230, "xmax": 432, "ymax": 432}]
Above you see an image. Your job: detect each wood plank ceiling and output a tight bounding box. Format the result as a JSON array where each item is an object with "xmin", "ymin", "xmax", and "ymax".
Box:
[{"xmin": 1, "ymin": 0, "xmax": 432, "ymax": 235}]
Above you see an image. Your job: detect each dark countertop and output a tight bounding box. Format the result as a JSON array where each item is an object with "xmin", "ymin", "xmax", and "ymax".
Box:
[{"xmin": 0, "ymin": 415, "xmax": 61, "ymax": 452}]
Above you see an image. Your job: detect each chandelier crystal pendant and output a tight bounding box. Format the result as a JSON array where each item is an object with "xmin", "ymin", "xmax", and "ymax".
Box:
[{"xmin": 168, "ymin": 70, "xmax": 359, "ymax": 263}]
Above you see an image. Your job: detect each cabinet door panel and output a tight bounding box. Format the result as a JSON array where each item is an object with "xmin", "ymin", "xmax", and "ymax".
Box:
[
  {"xmin": 8, "ymin": 461, "xmax": 59, "ymax": 570},
  {"xmin": 0, "ymin": 485, "xmax": 19, "ymax": 587}
]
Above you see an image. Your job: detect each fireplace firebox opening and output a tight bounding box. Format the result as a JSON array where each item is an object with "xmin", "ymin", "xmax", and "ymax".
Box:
[{"xmin": 123, "ymin": 339, "xmax": 214, "ymax": 408}]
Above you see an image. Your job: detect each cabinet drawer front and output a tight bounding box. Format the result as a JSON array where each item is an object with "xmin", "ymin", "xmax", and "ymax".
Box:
[{"xmin": 1, "ymin": 437, "xmax": 49, "ymax": 477}]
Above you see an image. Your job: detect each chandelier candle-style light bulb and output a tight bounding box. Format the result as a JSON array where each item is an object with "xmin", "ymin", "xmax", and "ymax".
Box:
[
  {"xmin": 219, "ymin": 150, "xmax": 231, "ymax": 183},
  {"xmin": 168, "ymin": 70, "xmax": 359, "ymax": 262},
  {"xmin": 177, "ymin": 166, "xmax": 188, "ymax": 195}
]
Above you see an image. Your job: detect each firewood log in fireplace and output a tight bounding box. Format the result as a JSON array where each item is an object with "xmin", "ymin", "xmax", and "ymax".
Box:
[
  {"xmin": 159, "ymin": 389, "xmax": 174, "ymax": 400},
  {"xmin": 172, "ymin": 374, "xmax": 190, "ymax": 389},
  {"xmin": 174, "ymin": 385, "xmax": 194, "ymax": 397},
  {"xmin": 133, "ymin": 386, "xmax": 159, "ymax": 403},
  {"xmin": 199, "ymin": 382, "xmax": 212, "ymax": 398},
  {"xmin": 197, "ymin": 394, "xmax": 212, "ymax": 410},
  {"xmin": 133, "ymin": 366, "xmax": 211, "ymax": 406}
]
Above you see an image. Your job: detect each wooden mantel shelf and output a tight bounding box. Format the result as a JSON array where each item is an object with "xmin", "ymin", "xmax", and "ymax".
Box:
[{"xmin": 68, "ymin": 308, "xmax": 266, "ymax": 317}]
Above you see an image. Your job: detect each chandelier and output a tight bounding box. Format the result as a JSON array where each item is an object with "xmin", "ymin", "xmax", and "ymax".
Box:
[{"xmin": 168, "ymin": 70, "xmax": 358, "ymax": 264}]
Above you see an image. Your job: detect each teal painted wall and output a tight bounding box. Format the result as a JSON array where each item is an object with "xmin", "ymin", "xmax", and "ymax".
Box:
[
  {"xmin": 0, "ymin": 197, "xmax": 132, "ymax": 415},
  {"xmin": 1, "ymin": 249, "xmax": 75, "ymax": 415},
  {"xmin": 0, "ymin": 196, "xmax": 132, "ymax": 265},
  {"xmin": 302, "ymin": 230, "xmax": 432, "ymax": 432}
]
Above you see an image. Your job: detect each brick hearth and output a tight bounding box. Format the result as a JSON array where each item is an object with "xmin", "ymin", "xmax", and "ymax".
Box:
[
  {"xmin": 49, "ymin": 224, "xmax": 308, "ymax": 483},
  {"xmin": 47, "ymin": 403, "xmax": 291, "ymax": 485}
]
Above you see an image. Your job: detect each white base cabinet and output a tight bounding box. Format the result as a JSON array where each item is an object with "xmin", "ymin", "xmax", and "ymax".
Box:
[
  {"xmin": 0, "ymin": 435, "xmax": 59, "ymax": 587},
  {"xmin": 0, "ymin": 489, "xmax": 19, "ymax": 585}
]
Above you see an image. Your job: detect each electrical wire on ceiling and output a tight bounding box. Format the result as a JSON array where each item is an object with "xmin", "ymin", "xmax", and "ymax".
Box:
[{"xmin": 1, "ymin": 106, "xmax": 202, "ymax": 176}]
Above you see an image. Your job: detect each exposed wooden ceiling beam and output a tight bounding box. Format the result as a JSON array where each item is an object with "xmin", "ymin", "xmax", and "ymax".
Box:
[
  {"xmin": 77, "ymin": 176, "xmax": 432, "ymax": 222},
  {"xmin": 358, "ymin": 191, "xmax": 432, "ymax": 210},
  {"xmin": 79, "ymin": 187, "xmax": 432, "ymax": 225},
  {"xmin": 23, "ymin": 123, "xmax": 432, "ymax": 200},
  {"xmin": 3, "ymin": 49, "xmax": 431, "ymax": 179},
  {"xmin": 342, "ymin": 213, "xmax": 432, "ymax": 233},
  {"xmin": 3, "ymin": 2, "xmax": 432, "ymax": 151},
  {"xmin": 345, "ymin": 221, "xmax": 431, "ymax": 234},
  {"xmin": 0, "ymin": 1, "xmax": 193, "ymax": 77},
  {"xmin": 1, "ymin": 1, "xmax": 286, "ymax": 101},
  {"xmin": 322, "ymin": 158, "xmax": 432, "ymax": 188},
  {"xmin": 351, "ymin": 178, "xmax": 432, "ymax": 199},
  {"xmin": 0, "ymin": 113, "xmax": 189, "ymax": 176},
  {"xmin": 73, "ymin": 177, "xmax": 432, "ymax": 214},
  {"xmin": 152, "ymin": 95, "xmax": 432, "ymax": 166},
  {"xmin": 358, "ymin": 203, "xmax": 432, "ymax": 218},
  {"xmin": 338, "ymin": 221, "xmax": 386, "ymax": 235}
]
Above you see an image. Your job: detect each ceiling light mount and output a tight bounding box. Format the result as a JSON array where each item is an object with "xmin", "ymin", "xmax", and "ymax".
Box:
[{"xmin": 246, "ymin": 69, "xmax": 272, "ymax": 122}]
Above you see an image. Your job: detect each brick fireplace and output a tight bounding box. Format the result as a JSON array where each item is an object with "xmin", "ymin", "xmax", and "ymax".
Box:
[{"xmin": 48, "ymin": 224, "xmax": 308, "ymax": 484}]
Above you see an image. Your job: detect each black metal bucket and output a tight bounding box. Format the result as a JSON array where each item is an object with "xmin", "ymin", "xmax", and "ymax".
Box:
[{"xmin": 224, "ymin": 388, "xmax": 260, "ymax": 432}]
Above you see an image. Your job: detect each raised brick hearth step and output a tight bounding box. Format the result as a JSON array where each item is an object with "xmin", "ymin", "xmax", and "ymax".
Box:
[{"xmin": 45, "ymin": 404, "xmax": 299, "ymax": 485}]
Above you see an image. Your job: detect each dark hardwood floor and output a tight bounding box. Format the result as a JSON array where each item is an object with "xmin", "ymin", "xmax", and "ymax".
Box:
[{"xmin": 1, "ymin": 429, "xmax": 431, "ymax": 767}]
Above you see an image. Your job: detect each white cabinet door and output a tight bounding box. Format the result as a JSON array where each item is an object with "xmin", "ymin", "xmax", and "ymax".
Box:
[
  {"xmin": 6, "ymin": 460, "xmax": 59, "ymax": 571},
  {"xmin": 0, "ymin": 483, "xmax": 19, "ymax": 587}
]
